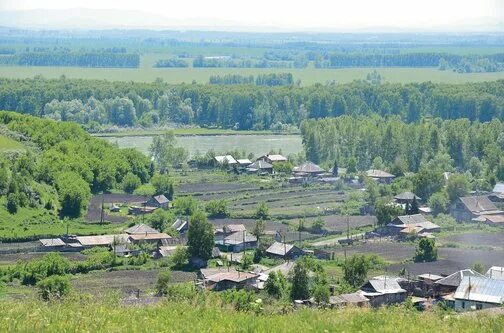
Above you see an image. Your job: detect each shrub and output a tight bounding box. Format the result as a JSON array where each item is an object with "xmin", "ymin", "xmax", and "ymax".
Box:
[
  {"xmin": 205, "ymin": 199, "xmax": 229, "ymax": 218},
  {"xmin": 414, "ymin": 238, "xmax": 438, "ymax": 263},
  {"xmin": 37, "ymin": 275, "xmax": 71, "ymax": 301},
  {"xmin": 122, "ymin": 172, "xmax": 141, "ymax": 194},
  {"xmin": 255, "ymin": 202, "xmax": 269, "ymax": 220},
  {"xmin": 156, "ymin": 271, "xmax": 172, "ymax": 296},
  {"xmin": 170, "ymin": 246, "xmax": 188, "ymax": 268}
]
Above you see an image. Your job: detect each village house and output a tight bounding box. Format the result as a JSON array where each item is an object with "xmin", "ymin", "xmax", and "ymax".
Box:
[
  {"xmin": 128, "ymin": 205, "xmax": 157, "ymax": 216},
  {"xmin": 435, "ymin": 269, "xmax": 486, "ymax": 298},
  {"xmin": 451, "ymin": 195, "xmax": 504, "ymax": 222},
  {"xmin": 146, "ymin": 194, "xmax": 170, "ymax": 209},
  {"xmin": 386, "ymin": 214, "xmax": 440, "ymax": 237},
  {"xmin": 213, "ymin": 155, "xmax": 238, "ymax": 166},
  {"xmin": 329, "ymin": 293, "xmax": 370, "ymax": 308},
  {"xmin": 359, "ymin": 276, "xmax": 407, "ymax": 307},
  {"xmin": 265, "ymin": 241, "xmax": 304, "ymax": 260},
  {"xmin": 486, "ymin": 266, "xmax": 504, "ymax": 280},
  {"xmin": 257, "ymin": 154, "xmax": 287, "ymax": 164},
  {"xmin": 128, "ymin": 233, "xmax": 171, "ymax": 246},
  {"xmin": 75, "ymin": 234, "xmax": 129, "ymax": 248},
  {"xmin": 292, "ymin": 161, "xmax": 325, "ymax": 177},
  {"xmin": 366, "ymin": 169, "xmax": 395, "ymax": 184},
  {"xmin": 454, "ymin": 276, "xmax": 504, "ymax": 311},
  {"xmin": 218, "ymin": 232, "xmax": 258, "ymax": 253},
  {"xmin": 236, "ymin": 159, "xmax": 252, "ymax": 167},
  {"xmin": 490, "ymin": 183, "xmax": 504, "ymax": 202},
  {"xmin": 200, "ymin": 268, "xmax": 259, "ymax": 291},
  {"xmin": 246, "ymin": 160, "xmax": 273, "ymax": 174},
  {"xmin": 393, "ymin": 192, "xmax": 421, "ymax": 205}
]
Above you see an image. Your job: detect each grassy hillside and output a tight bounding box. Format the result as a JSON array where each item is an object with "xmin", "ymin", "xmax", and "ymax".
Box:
[
  {"xmin": 0, "ymin": 134, "xmax": 24, "ymax": 152},
  {"xmin": 0, "ymin": 296, "xmax": 502, "ymax": 332}
]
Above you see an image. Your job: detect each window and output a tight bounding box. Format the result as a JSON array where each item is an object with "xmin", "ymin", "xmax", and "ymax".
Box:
[
  {"xmin": 476, "ymin": 303, "xmax": 483, "ymax": 310},
  {"xmin": 461, "ymin": 301, "xmax": 466, "ymax": 309}
]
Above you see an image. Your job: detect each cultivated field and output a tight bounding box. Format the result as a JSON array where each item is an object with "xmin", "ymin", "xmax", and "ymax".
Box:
[
  {"xmin": 86, "ymin": 194, "xmax": 148, "ymax": 223},
  {"xmin": 2, "ymin": 64, "xmax": 504, "ymax": 85},
  {"xmin": 71, "ymin": 269, "xmax": 196, "ymax": 294}
]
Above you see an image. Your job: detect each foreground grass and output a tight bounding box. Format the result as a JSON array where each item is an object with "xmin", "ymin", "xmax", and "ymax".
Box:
[{"xmin": 0, "ymin": 296, "xmax": 502, "ymax": 332}]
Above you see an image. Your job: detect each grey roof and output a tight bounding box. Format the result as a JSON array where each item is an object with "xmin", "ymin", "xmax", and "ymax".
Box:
[
  {"xmin": 264, "ymin": 261, "xmax": 295, "ymax": 276},
  {"xmin": 293, "ymin": 161, "xmax": 325, "ymax": 174},
  {"xmin": 395, "ymin": 214, "xmax": 428, "ymax": 225},
  {"xmin": 172, "ymin": 218, "xmax": 188, "ymax": 232},
  {"xmin": 417, "ymin": 273, "xmax": 443, "ymax": 281},
  {"xmin": 366, "ymin": 169, "xmax": 395, "ymax": 178},
  {"xmin": 223, "ymin": 224, "xmax": 247, "ymax": 233},
  {"xmin": 460, "ymin": 196, "xmax": 499, "ymax": 214},
  {"xmin": 394, "ymin": 192, "xmax": 421, "ymax": 201},
  {"xmin": 493, "ymin": 183, "xmax": 504, "ymax": 194},
  {"xmin": 260, "ymin": 154, "xmax": 287, "ymax": 162},
  {"xmin": 76, "ymin": 234, "xmax": 128, "ymax": 246},
  {"xmin": 39, "ymin": 238, "xmax": 66, "ymax": 247},
  {"xmin": 362, "ymin": 277, "xmax": 406, "ymax": 294},
  {"xmin": 486, "ymin": 266, "xmax": 504, "ymax": 280},
  {"xmin": 454, "ymin": 276, "xmax": 504, "ymax": 304},
  {"xmin": 248, "ymin": 160, "xmax": 273, "ymax": 170},
  {"xmin": 124, "ymin": 224, "xmax": 159, "ymax": 235},
  {"xmin": 236, "ymin": 159, "xmax": 252, "ymax": 165},
  {"xmin": 435, "ymin": 269, "xmax": 486, "ymax": 287},
  {"xmin": 266, "ymin": 242, "xmax": 296, "ymax": 256},
  {"xmin": 214, "ymin": 155, "xmax": 237, "ymax": 164},
  {"xmin": 152, "ymin": 194, "xmax": 169, "ymax": 204},
  {"xmin": 330, "ymin": 293, "xmax": 369, "ymax": 305},
  {"xmin": 224, "ymin": 232, "xmax": 257, "ymax": 245}
]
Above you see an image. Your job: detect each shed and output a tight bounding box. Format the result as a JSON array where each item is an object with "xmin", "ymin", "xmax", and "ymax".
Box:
[
  {"xmin": 265, "ymin": 241, "xmax": 304, "ymax": 259},
  {"xmin": 360, "ymin": 276, "xmax": 407, "ymax": 307},
  {"xmin": 486, "ymin": 266, "xmax": 504, "ymax": 280},
  {"xmin": 366, "ymin": 169, "xmax": 395, "ymax": 183},
  {"xmin": 246, "ymin": 160, "xmax": 273, "ymax": 174},
  {"xmin": 394, "ymin": 192, "xmax": 421, "ymax": 204},
  {"xmin": 257, "ymin": 154, "xmax": 287, "ymax": 164},
  {"xmin": 172, "ymin": 218, "xmax": 189, "ymax": 233},
  {"xmin": 147, "ymin": 195, "xmax": 170, "ymax": 208},
  {"xmin": 214, "ymin": 155, "xmax": 238, "ymax": 165},
  {"xmin": 292, "ymin": 162, "xmax": 325, "ymax": 176},
  {"xmin": 330, "ymin": 293, "xmax": 370, "ymax": 307}
]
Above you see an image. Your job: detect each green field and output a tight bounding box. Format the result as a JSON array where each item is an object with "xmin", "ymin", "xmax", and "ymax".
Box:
[
  {"xmin": 92, "ymin": 128, "xmax": 293, "ymax": 137},
  {"xmin": 1, "ymin": 53, "xmax": 504, "ymax": 85},
  {"xmin": 0, "ymin": 135, "xmax": 24, "ymax": 152}
]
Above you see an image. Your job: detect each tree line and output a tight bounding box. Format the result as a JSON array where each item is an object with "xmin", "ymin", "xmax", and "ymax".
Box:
[
  {"xmin": 300, "ymin": 115, "xmax": 504, "ymax": 185},
  {"xmin": 209, "ymin": 73, "xmax": 295, "ymax": 86},
  {"xmin": 0, "ymin": 77, "xmax": 502, "ymax": 130},
  {"xmin": 154, "ymin": 58, "xmax": 189, "ymax": 68},
  {"xmin": 0, "ymin": 52, "xmax": 140, "ymax": 68},
  {"xmin": 314, "ymin": 52, "xmax": 504, "ymax": 71}
]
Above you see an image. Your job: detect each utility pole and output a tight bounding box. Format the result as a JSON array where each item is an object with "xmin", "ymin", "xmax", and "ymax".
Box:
[
  {"xmin": 283, "ymin": 235, "xmax": 287, "ymax": 262},
  {"xmin": 346, "ymin": 215, "xmax": 350, "ymax": 242},
  {"xmin": 100, "ymin": 193, "xmax": 104, "ymax": 225},
  {"xmin": 242, "ymin": 230, "xmax": 246, "ymax": 255}
]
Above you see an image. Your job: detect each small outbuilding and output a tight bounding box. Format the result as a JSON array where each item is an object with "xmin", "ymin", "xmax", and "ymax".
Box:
[{"xmin": 265, "ymin": 242, "xmax": 304, "ymax": 260}]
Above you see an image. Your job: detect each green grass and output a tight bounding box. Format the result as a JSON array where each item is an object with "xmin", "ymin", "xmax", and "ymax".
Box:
[
  {"xmin": 0, "ymin": 295, "xmax": 502, "ymax": 332},
  {"xmin": 0, "ymin": 201, "xmax": 127, "ymax": 241},
  {"xmin": 2, "ymin": 61, "xmax": 504, "ymax": 85},
  {"xmin": 0, "ymin": 135, "xmax": 25, "ymax": 152}
]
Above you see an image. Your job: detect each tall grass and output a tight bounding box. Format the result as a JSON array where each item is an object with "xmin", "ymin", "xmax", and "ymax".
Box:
[{"xmin": 0, "ymin": 295, "xmax": 502, "ymax": 332}]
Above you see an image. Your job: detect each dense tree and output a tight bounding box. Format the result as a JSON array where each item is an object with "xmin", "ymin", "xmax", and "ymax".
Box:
[
  {"xmin": 414, "ymin": 238, "xmax": 438, "ymax": 262},
  {"xmin": 374, "ymin": 199, "xmax": 403, "ymax": 226},
  {"xmin": 343, "ymin": 255, "xmax": 371, "ymax": 288},
  {"xmin": 290, "ymin": 261, "xmax": 310, "ymax": 301},
  {"xmin": 55, "ymin": 171, "xmax": 91, "ymax": 218},
  {"xmin": 122, "ymin": 172, "xmax": 141, "ymax": 194},
  {"xmin": 255, "ymin": 202, "xmax": 270, "ymax": 220},
  {"xmin": 446, "ymin": 173, "xmax": 470, "ymax": 202},
  {"xmin": 187, "ymin": 211, "xmax": 214, "ymax": 260},
  {"xmin": 265, "ymin": 271, "xmax": 288, "ymax": 299}
]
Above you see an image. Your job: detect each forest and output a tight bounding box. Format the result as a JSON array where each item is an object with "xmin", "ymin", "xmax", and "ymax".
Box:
[
  {"xmin": 0, "ymin": 111, "xmax": 151, "ymax": 218},
  {"xmin": 0, "ymin": 52, "xmax": 140, "ymax": 68},
  {"xmin": 300, "ymin": 115, "xmax": 504, "ymax": 186},
  {"xmin": 0, "ymin": 77, "xmax": 502, "ymax": 130}
]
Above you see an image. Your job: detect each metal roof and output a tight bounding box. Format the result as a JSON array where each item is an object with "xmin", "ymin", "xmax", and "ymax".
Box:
[
  {"xmin": 366, "ymin": 169, "xmax": 395, "ymax": 178},
  {"xmin": 236, "ymin": 159, "xmax": 252, "ymax": 165},
  {"xmin": 39, "ymin": 238, "xmax": 66, "ymax": 247},
  {"xmin": 418, "ymin": 273, "xmax": 443, "ymax": 281},
  {"xmin": 460, "ymin": 196, "xmax": 499, "ymax": 214},
  {"xmin": 76, "ymin": 234, "xmax": 128, "ymax": 246},
  {"xmin": 362, "ymin": 276, "xmax": 406, "ymax": 294},
  {"xmin": 493, "ymin": 183, "xmax": 504, "ymax": 194},
  {"xmin": 454, "ymin": 276, "xmax": 504, "ymax": 304},
  {"xmin": 486, "ymin": 267, "xmax": 504, "ymax": 280},
  {"xmin": 394, "ymin": 192, "xmax": 421, "ymax": 201},
  {"xmin": 128, "ymin": 233, "xmax": 171, "ymax": 241},
  {"xmin": 124, "ymin": 224, "xmax": 159, "ymax": 235},
  {"xmin": 214, "ymin": 155, "xmax": 238, "ymax": 164},
  {"xmin": 223, "ymin": 232, "xmax": 257, "ymax": 245},
  {"xmin": 266, "ymin": 241, "xmax": 296, "ymax": 256},
  {"xmin": 223, "ymin": 224, "xmax": 247, "ymax": 233},
  {"xmin": 435, "ymin": 269, "xmax": 486, "ymax": 287},
  {"xmin": 171, "ymin": 218, "xmax": 188, "ymax": 232},
  {"xmin": 293, "ymin": 161, "xmax": 325, "ymax": 174},
  {"xmin": 153, "ymin": 195, "xmax": 169, "ymax": 204},
  {"xmin": 248, "ymin": 160, "xmax": 273, "ymax": 170}
]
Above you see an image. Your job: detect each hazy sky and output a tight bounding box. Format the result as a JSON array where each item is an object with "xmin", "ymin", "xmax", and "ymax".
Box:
[{"xmin": 0, "ymin": 0, "xmax": 502, "ymax": 30}]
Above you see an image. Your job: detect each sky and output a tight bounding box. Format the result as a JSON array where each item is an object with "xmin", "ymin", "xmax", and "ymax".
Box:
[{"xmin": 0, "ymin": 0, "xmax": 502, "ymax": 30}]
